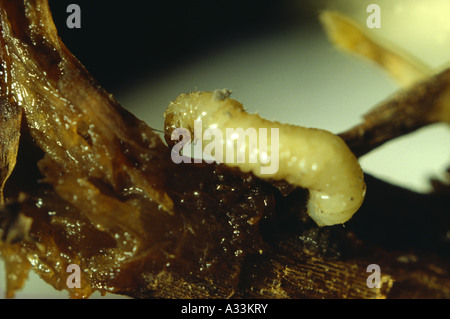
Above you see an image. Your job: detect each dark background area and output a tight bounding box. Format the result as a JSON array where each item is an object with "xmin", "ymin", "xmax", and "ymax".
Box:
[{"xmin": 48, "ymin": 0, "xmax": 318, "ymax": 94}]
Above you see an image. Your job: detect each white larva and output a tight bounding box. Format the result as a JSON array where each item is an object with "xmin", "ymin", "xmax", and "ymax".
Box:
[{"xmin": 164, "ymin": 90, "xmax": 366, "ymax": 226}]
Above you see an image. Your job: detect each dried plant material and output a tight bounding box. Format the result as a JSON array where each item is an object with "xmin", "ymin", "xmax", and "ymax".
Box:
[
  {"xmin": 319, "ymin": 11, "xmax": 450, "ymax": 157},
  {"xmin": 0, "ymin": 195, "xmax": 32, "ymax": 244},
  {"xmin": 319, "ymin": 11, "xmax": 431, "ymax": 87},
  {"xmin": 164, "ymin": 91, "xmax": 366, "ymax": 226},
  {"xmin": 0, "ymin": 1, "xmax": 448, "ymax": 299},
  {"xmin": 0, "ymin": 0, "xmax": 274, "ymax": 298},
  {"xmin": 340, "ymin": 68, "xmax": 450, "ymax": 157},
  {"xmin": 0, "ymin": 103, "xmax": 21, "ymax": 206}
]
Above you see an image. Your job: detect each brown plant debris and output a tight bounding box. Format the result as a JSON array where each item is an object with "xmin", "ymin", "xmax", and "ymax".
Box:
[{"xmin": 0, "ymin": 1, "xmax": 448, "ymax": 298}]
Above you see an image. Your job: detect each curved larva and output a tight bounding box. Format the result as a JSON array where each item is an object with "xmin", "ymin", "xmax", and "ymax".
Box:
[{"xmin": 164, "ymin": 90, "xmax": 366, "ymax": 226}]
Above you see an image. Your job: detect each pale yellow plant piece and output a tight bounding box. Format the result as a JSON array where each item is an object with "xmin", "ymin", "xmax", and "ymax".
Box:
[{"xmin": 319, "ymin": 11, "xmax": 432, "ymax": 87}]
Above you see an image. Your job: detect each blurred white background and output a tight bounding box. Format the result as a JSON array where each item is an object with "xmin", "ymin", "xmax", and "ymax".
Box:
[{"xmin": 1, "ymin": 0, "xmax": 449, "ymax": 298}]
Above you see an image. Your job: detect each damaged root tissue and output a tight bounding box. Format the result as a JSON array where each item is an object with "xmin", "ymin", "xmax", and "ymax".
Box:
[{"xmin": 0, "ymin": 0, "xmax": 279, "ymax": 299}]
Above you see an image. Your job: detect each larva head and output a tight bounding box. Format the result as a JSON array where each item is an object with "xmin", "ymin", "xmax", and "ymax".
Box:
[{"xmin": 164, "ymin": 90, "xmax": 236, "ymax": 144}]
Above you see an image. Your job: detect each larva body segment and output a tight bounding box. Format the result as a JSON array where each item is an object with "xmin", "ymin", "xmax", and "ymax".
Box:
[{"xmin": 164, "ymin": 90, "xmax": 366, "ymax": 226}]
